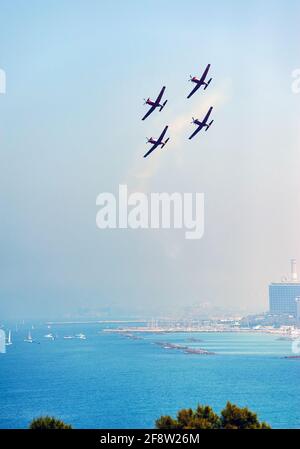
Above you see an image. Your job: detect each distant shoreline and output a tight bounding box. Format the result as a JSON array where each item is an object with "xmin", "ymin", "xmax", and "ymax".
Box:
[
  {"xmin": 102, "ymin": 326, "xmax": 300, "ymax": 338},
  {"xmin": 45, "ymin": 320, "xmax": 148, "ymax": 325},
  {"xmin": 44, "ymin": 321, "xmax": 300, "ymax": 338}
]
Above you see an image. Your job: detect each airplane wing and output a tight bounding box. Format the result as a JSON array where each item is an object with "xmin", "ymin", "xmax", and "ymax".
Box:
[
  {"xmin": 202, "ymin": 106, "xmax": 213, "ymax": 123},
  {"xmin": 187, "ymin": 82, "xmax": 201, "ymax": 99},
  {"xmin": 199, "ymin": 64, "xmax": 210, "ymax": 83},
  {"xmin": 189, "ymin": 123, "xmax": 204, "ymax": 140},
  {"xmin": 155, "ymin": 86, "xmax": 166, "ymax": 105},
  {"xmin": 142, "ymin": 104, "xmax": 156, "ymax": 121},
  {"xmin": 143, "ymin": 142, "xmax": 159, "ymax": 158},
  {"xmin": 156, "ymin": 125, "xmax": 168, "ymax": 144}
]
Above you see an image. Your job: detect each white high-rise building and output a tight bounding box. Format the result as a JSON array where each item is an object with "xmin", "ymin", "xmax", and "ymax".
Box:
[{"xmin": 269, "ymin": 260, "xmax": 300, "ymax": 316}]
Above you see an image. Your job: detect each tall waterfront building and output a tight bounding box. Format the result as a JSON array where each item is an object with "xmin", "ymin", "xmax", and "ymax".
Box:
[
  {"xmin": 296, "ymin": 298, "xmax": 300, "ymax": 323},
  {"xmin": 269, "ymin": 260, "xmax": 300, "ymax": 316}
]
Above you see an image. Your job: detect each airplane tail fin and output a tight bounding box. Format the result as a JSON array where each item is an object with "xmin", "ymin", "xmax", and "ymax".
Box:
[
  {"xmin": 204, "ymin": 78, "xmax": 212, "ymax": 90},
  {"xmin": 205, "ymin": 120, "xmax": 214, "ymax": 131},
  {"xmin": 160, "ymin": 100, "xmax": 168, "ymax": 112},
  {"xmin": 161, "ymin": 137, "xmax": 170, "ymax": 148}
]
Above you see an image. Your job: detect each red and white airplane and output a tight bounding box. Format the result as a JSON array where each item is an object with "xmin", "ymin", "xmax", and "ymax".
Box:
[
  {"xmin": 142, "ymin": 86, "xmax": 168, "ymax": 121},
  {"xmin": 143, "ymin": 125, "xmax": 170, "ymax": 158},
  {"xmin": 187, "ymin": 64, "xmax": 212, "ymax": 99}
]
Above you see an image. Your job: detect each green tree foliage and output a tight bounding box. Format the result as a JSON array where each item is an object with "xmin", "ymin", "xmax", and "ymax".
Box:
[
  {"xmin": 156, "ymin": 402, "xmax": 270, "ymax": 429},
  {"xmin": 193, "ymin": 405, "xmax": 221, "ymax": 429},
  {"xmin": 29, "ymin": 416, "xmax": 72, "ymax": 429},
  {"xmin": 155, "ymin": 415, "xmax": 178, "ymax": 429},
  {"xmin": 221, "ymin": 402, "xmax": 270, "ymax": 429}
]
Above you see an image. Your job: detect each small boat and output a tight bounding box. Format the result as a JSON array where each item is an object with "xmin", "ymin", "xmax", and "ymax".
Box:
[
  {"xmin": 44, "ymin": 333, "xmax": 55, "ymax": 340},
  {"xmin": 6, "ymin": 330, "xmax": 12, "ymax": 346},
  {"xmin": 24, "ymin": 331, "xmax": 33, "ymax": 343},
  {"xmin": 75, "ymin": 333, "xmax": 86, "ymax": 340},
  {"xmin": 63, "ymin": 335, "xmax": 75, "ymax": 339}
]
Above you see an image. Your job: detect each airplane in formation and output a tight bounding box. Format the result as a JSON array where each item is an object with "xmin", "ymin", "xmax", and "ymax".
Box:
[
  {"xmin": 143, "ymin": 125, "xmax": 170, "ymax": 158},
  {"xmin": 142, "ymin": 86, "xmax": 168, "ymax": 121},
  {"xmin": 187, "ymin": 64, "xmax": 212, "ymax": 99},
  {"xmin": 189, "ymin": 106, "xmax": 214, "ymax": 140}
]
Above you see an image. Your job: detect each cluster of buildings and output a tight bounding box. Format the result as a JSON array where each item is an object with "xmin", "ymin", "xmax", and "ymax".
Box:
[{"xmin": 269, "ymin": 259, "xmax": 300, "ymax": 325}]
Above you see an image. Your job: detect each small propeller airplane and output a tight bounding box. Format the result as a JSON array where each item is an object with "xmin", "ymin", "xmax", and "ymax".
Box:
[
  {"xmin": 189, "ymin": 107, "xmax": 214, "ymax": 140},
  {"xmin": 142, "ymin": 86, "xmax": 168, "ymax": 121},
  {"xmin": 187, "ymin": 64, "xmax": 212, "ymax": 99},
  {"xmin": 143, "ymin": 125, "xmax": 170, "ymax": 158}
]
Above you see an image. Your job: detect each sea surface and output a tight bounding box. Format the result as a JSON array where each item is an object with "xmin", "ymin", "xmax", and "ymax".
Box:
[{"xmin": 0, "ymin": 322, "xmax": 299, "ymax": 429}]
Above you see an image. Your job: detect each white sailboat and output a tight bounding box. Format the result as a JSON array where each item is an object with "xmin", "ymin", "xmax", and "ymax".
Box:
[
  {"xmin": 24, "ymin": 330, "xmax": 33, "ymax": 343},
  {"xmin": 6, "ymin": 330, "xmax": 12, "ymax": 346}
]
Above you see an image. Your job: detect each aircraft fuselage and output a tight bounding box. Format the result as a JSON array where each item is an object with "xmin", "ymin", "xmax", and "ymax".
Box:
[
  {"xmin": 146, "ymin": 99, "xmax": 164, "ymax": 108},
  {"xmin": 146, "ymin": 98, "xmax": 155, "ymax": 105},
  {"xmin": 148, "ymin": 138, "xmax": 165, "ymax": 147},
  {"xmin": 148, "ymin": 138, "xmax": 157, "ymax": 145},
  {"xmin": 193, "ymin": 119, "xmax": 202, "ymax": 126}
]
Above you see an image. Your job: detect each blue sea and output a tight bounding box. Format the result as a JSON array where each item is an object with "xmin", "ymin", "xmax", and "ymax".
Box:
[{"xmin": 0, "ymin": 322, "xmax": 299, "ymax": 429}]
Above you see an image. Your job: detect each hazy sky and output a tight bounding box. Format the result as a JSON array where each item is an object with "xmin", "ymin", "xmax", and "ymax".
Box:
[{"xmin": 0, "ymin": 0, "xmax": 300, "ymax": 319}]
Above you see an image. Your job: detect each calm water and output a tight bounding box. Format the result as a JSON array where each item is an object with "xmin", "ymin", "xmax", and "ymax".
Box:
[{"xmin": 0, "ymin": 323, "xmax": 299, "ymax": 429}]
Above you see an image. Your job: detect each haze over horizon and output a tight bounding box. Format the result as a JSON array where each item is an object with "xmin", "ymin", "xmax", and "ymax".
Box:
[{"xmin": 1, "ymin": 0, "xmax": 300, "ymax": 320}]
